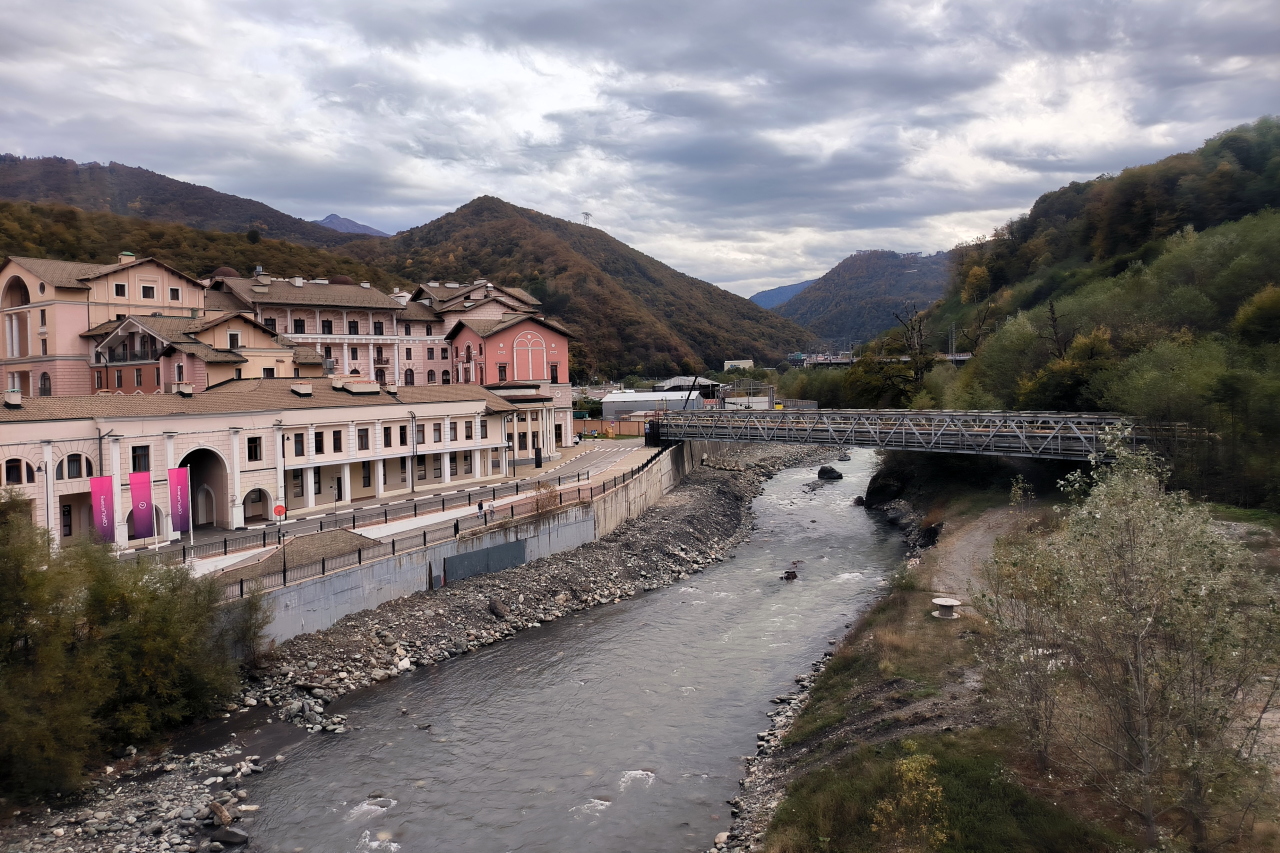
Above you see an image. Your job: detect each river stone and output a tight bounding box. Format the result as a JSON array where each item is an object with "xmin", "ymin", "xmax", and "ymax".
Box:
[
  {"xmin": 211, "ymin": 826, "xmax": 250, "ymax": 845},
  {"xmin": 816, "ymin": 465, "xmax": 842, "ymax": 480},
  {"xmin": 488, "ymin": 598, "xmax": 511, "ymax": 620}
]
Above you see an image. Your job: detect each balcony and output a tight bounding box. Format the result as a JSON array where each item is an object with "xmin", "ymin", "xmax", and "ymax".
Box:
[
  {"xmin": 103, "ymin": 348, "xmax": 160, "ymax": 364},
  {"xmin": 374, "ymin": 357, "xmax": 391, "ymax": 366}
]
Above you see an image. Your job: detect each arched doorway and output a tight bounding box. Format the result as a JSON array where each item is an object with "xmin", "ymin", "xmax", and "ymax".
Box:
[
  {"xmin": 404, "ymin": 368, "xmax": 415, "ymax": 386},
  {"xmin": 375, "ymin": 368, "xmax": 386, "ymax": 385},
  {"xmin": 442, "ymin": 370, "xmax": 450, "ymax": 385},
  {"xmin": 38, "ymin": 373, "xmax": 51, "ymax": 396},
  {"xmin": 179, "ymin": 447, "xmax": 229, "ymax": 530},
  {"xmin": 125, "ymin": 505, "xmax": 165, "ymax": 541},
  {"xmin": 1, "ymin": 277, "xmax": 30, "ymax": 308},
  {"xmin": 242, "ymin": 488, "xmax": 270, "ymax": 522}
]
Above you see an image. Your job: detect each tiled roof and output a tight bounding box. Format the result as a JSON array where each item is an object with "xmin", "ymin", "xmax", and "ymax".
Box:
[
  {"xmin": 213, "ymin": 277, "xmax": 404, "ymax": 310},
  {"xmin": 5, "ymin": 256, "xmax": 205, "ymax": 290},
  {"xmin": 83, "ymin": 319, "xmax": 126, "ymax": 337},
  {"xmin": 166, "ymin": 340, "xmax": 247, "ymax": 364},
  {"xmin": 7, "ymin": 257, "xmax": 114, "ymax": 290},
  {"xmin": 0, "ymin": 378, "xmax": 517, "ymax": 423},
  {"xmin": 401, "ymin": 301, "xmax": 440, "ymax": 322},
  {"xmin": 290, "ymin": 344, "xmax": 325, "ymax": 365},
  {"xmin": 204, "ymin": 289, "xmax": 248, "ymax": 312},
  {"xmin": 445, "ymin": 314, "xmax": 574, "ymax": 340}
]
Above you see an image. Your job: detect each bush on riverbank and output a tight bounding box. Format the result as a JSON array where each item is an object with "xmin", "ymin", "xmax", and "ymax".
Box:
[
  {"xmin": 0, "ymin": 491, "xmax": 249, "ymax": 796},
  {"xmin": 768, "ymin": 732, "xmax": 1121, "ymax": 853},
  {"xmin": 980, "ymin": 444, "xmax": 1280, "ymax": 851}
]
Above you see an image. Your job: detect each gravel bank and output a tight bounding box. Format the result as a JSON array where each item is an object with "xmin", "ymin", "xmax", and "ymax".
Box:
[{"xmin": 0, "ymin": 442, "xmax": 833, "ymax": 853}]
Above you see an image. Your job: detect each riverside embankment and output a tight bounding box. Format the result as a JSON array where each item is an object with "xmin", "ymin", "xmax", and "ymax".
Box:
[{"xmin": 2, "ymin": 441, "xmax": 887, "ymax": 853}]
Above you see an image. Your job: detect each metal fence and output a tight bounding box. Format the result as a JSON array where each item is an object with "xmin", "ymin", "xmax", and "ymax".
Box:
[
  {"xmin": 179, "ymin": 470, "xmax": 591, "ymax": 563},
  {"xmin": 217, "ymin": 445, "xmax": 674, "ymax": 601}
]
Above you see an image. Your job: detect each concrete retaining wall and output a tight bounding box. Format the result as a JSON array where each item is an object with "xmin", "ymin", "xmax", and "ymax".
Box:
[{"xmin": 257, "ymin": 442, "xmax": 720, "ymax": 643}]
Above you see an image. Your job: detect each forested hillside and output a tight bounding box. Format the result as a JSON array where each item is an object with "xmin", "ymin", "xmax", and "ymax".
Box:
[
  {"xmin": 344, "ymin": 196, "xmax": 814, "ymax": 379},
  {"xmin": 812, "ymin": 117, "xmax": 1280, "ymax": 504},
  {"xmin": 771, "ymin": 250, "xmax": 950, "ymax": 345},
  {"xmin": 0, "ymin": 155, "xmax": 363, "ymax": 247},
  {"xmin": 0, "ymin": 201, "xmax": 407, "ymax": 289}
]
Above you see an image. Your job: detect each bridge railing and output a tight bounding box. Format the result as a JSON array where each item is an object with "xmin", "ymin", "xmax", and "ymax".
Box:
[{"xmin": 653, "ymin": 408, "xmax": 1146, "ymax": 461}]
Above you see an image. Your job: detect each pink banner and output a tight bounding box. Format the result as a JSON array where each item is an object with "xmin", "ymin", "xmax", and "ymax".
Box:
[
  {"xmin": 168, "ymin": 468, "xmax": 190, "ymax": 533},
  {"xmin": 90, "ymin": 475, "xmax": 114, "ymax": 542},
  {"xmin": 129, "ymin": 471, "xmax": 154, "ymax": 539}
]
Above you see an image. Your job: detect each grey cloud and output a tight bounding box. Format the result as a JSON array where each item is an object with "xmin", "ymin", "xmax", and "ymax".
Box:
[{"xmin": 0, "ymin": 0, "xmax": 1274, "ymax": 292}]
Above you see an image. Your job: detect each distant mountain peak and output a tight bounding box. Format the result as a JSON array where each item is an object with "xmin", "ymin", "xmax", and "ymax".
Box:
[{"xmin": 312, "ymin": 213, "xmax": 390, "ymax": 238}]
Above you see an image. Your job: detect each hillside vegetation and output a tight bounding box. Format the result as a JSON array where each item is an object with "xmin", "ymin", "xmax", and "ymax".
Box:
[
  {"xmin": 344, "ymin": 196, "xmax": 814, "ymax": 379},
  {"xmin": 772, "ymin": 250, "xmax": 951, "ymax": 345},
  {"xmin": 0, "ymin": 200, "xmax": 410, "ymax": 289},
  {"xmin": 0, "ymin": 155, "xmax": 363, "ymax": 248}
]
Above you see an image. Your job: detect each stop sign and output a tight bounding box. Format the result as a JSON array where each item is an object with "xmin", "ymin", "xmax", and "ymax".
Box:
[{"xmin": 274, "ymin": 505, "xmax": 287, "ymax": 517}]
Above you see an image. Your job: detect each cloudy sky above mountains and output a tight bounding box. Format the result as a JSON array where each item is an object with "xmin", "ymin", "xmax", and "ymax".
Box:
[{"xmin": 1, "ymin": 0, "xmax": 1276, "ymax": 294}]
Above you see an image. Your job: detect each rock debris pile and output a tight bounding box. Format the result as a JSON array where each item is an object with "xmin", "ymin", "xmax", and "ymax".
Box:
[{"xmin": 2, "ymin": 742, "xmax": 277, "ymax": 853}]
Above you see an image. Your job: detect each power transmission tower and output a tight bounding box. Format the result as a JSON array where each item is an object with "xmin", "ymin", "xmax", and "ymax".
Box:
[{"xmin": 582, "ymin": 212, "xmax": 592, "ymax": 226}]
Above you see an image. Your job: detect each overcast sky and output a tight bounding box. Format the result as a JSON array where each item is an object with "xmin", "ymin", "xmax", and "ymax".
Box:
[{"xmin": 1, "ymin": 1, "xmax": 1275, "ymax": 295}]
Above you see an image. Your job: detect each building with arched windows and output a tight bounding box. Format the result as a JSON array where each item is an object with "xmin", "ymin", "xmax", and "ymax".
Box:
[
  {"xmin": 445, "ymin": 315, "xmax": 574, "ymax": 465},
  {"xmin": 0, "ymin": 378, "xmax": 518, "ymax": 547}
]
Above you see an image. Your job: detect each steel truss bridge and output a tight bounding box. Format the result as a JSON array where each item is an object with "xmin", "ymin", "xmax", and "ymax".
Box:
[{"xmin": 652, "ymin": 409, "xmax": 1145, "ymax": 461}]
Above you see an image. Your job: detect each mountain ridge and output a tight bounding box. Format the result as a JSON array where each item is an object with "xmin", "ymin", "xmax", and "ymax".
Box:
[
  {"xmin": 312, "ymin": 213, "xmax": 391, "ymax": 237},
  {"xmin": 0, "ymin": 155, "xmax": 366, "ymax": 248},
  {"xmin": 750, "ymin": 279, "xmax": 816, "ymax": 309},
  {"xmin": 772, "ymin": 250, "xmax": 951, "ymax": 345},
  {"xmin": 343, "ymin": 196, "xmax": 814, "ymax": 378}
]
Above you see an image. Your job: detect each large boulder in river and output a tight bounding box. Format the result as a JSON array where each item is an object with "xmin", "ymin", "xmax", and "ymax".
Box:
[
  {"xmin": 817, "ymin": 465, "xmax": 843, "ymax": 480},
  {"xmin": 863, "ymin": 467, "xmax": 912, "ymax": 509}
]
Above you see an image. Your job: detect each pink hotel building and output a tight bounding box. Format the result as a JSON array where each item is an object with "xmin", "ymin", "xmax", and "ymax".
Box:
[{"xmin": 0, "ymin": 253, "xmax": 576, "ymax": 543}]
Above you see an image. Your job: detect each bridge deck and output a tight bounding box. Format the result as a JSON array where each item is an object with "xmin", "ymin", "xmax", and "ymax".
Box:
[{"xmin": 654, "ymin": 409, "xmax": 1137, "ymax": 460}]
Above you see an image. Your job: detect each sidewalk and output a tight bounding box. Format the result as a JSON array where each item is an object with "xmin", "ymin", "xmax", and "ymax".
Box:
[{"xmin": 133, "ymin": 446, "xmax": 612, "ymax": 558}]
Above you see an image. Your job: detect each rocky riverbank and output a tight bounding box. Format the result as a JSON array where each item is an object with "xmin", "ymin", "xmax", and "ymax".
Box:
[
  {"xmin": 707, "ymin": 489, "xmax": 940, "ymax": 853},
  {"xmin": 0, "ymin": 442, "xmax": 834, "ymax": 853}
]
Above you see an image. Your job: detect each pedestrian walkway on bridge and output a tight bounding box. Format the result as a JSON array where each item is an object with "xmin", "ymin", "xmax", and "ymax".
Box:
[{"xmin": 651, "ymin": 409, "xmax": 1154, "ymax": 461}]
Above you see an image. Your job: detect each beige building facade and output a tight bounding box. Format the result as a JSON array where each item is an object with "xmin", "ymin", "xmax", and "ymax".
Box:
[{"xmin": 0, "ymin": 378, "xmax": 519, "ymax": 548}]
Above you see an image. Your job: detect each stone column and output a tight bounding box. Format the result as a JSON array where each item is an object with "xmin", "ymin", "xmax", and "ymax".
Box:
[
  {"xmin": 110, "ymin": 437, "xmax": 126, "ymax": 547},
  {"xmin": 229, "ymin": 428, "xmax": 245, "ymax": 529},
  {"xmin": 273, "ymin": 425, "xmax": 286, "ymax": 516},
  {"xmin": 305, "ymin": 466, "xmax": 316, "ymax": 509},
  {"xmin": 41, "ymin": 440, "xmax": 54, "ymax": 542},
  {"xmin": 341, "ymin": 462, "xmax": 351, "ymax": 505}
]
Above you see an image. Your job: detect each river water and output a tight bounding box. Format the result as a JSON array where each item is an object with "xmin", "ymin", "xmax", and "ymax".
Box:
[{"xmin": 247, "ymin": 450, "xmax": 904, "ymax": 853}]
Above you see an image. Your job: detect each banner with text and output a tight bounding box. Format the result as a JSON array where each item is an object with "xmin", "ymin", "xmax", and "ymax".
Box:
[
  {"xmin": 168, "ymin": 467, "xmax": 190, "ymax": 533},
  {"xmin": 90, "ymin": 476, "xmax": 114, "ymax": 542},
  {"xmin": 129, "ymin": 471, "xmax": 154, "ymax": 539}
]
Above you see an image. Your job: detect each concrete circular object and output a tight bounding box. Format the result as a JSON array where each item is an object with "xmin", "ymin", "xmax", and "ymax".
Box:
[{"xmin": 931, "ymin": 597, "xmax": 961, "ymax": 619}]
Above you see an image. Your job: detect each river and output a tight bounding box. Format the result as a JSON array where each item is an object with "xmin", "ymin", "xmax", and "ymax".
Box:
[{"xmin": 246, "ymin": 449, "xmax": 905, "ymax": 853}]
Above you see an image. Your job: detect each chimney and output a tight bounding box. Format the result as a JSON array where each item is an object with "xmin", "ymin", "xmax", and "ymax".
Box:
[
  {"xmin": 173, "ymin": 383, "xmax": 194, "ymax": 398},
  {"xmin": 118, "ymin": 251, "xmax": 135, "ymax": 265},
  {"xmin": 390, "ymin": 291, "xmax": 409, "ymax": 306},
  {"xmin": 290, "ymin": 382, "xmax": 314, "ymax": 397},
  {"xmin": 359, "ymin": 281, "xmax": 371, "ymax": 289},
  {"xmin": 291, "ymin": 276, "xmax": 305, "ymax": 288},
  {"xmin": 3, "ymin": 388, "xmax": 21, "ymax": 409}
]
